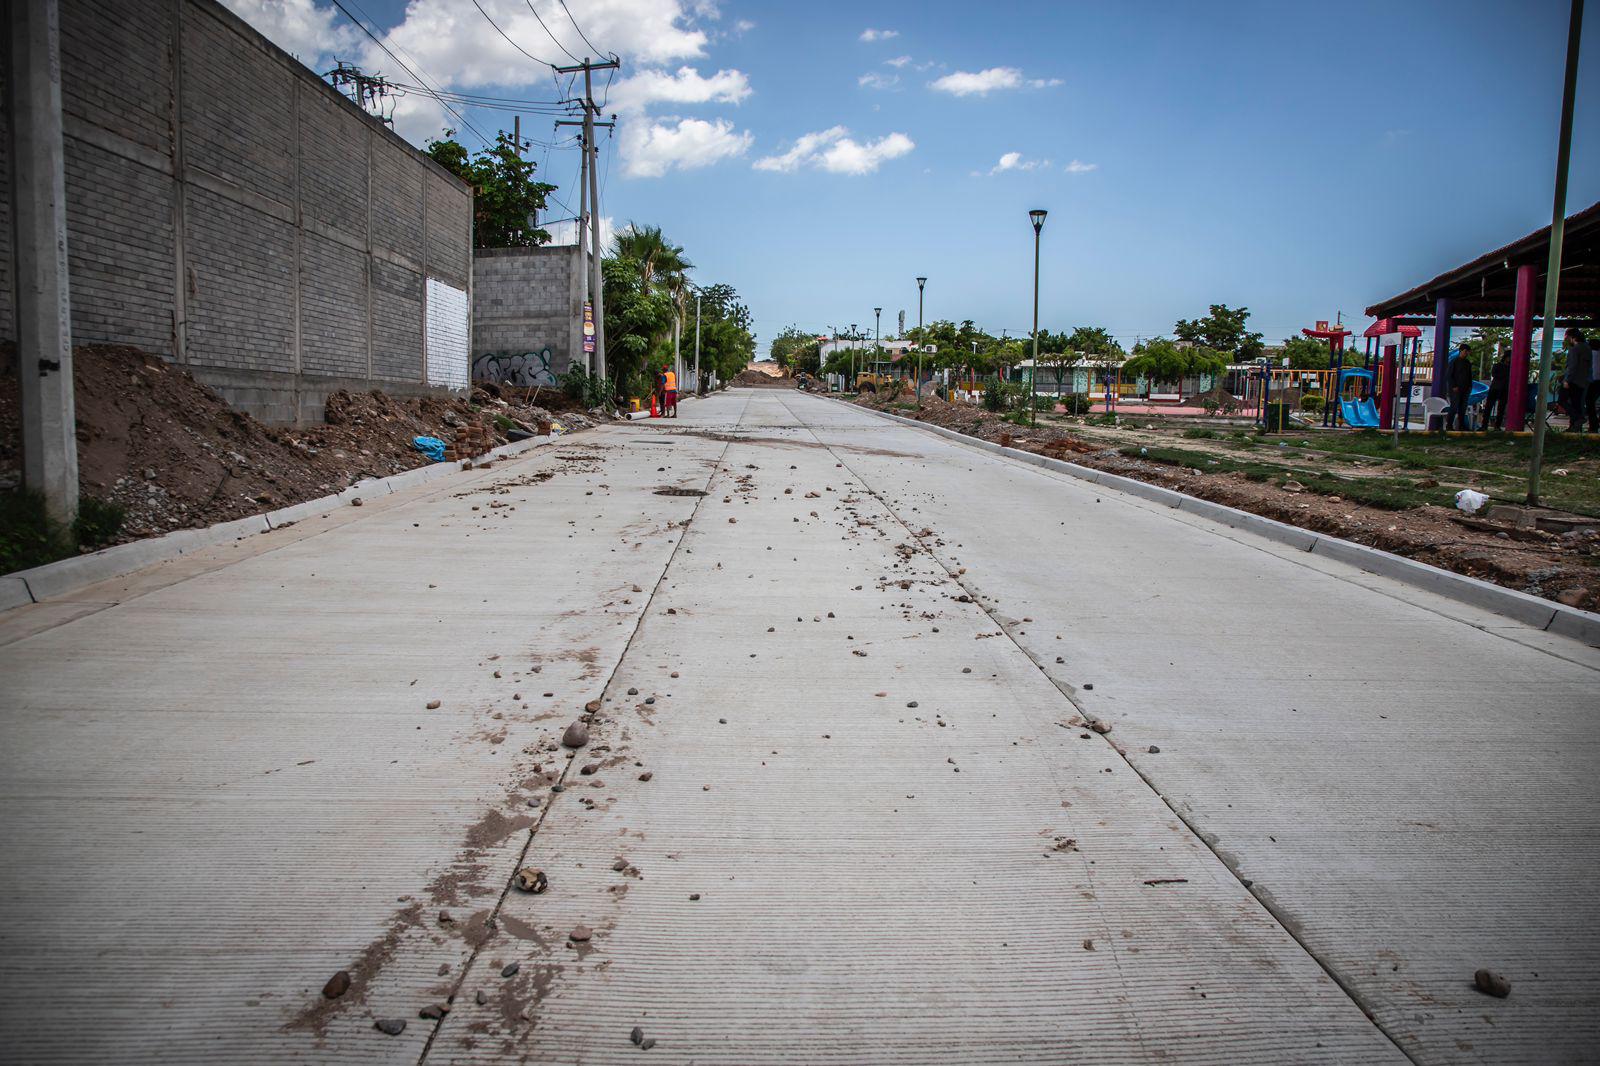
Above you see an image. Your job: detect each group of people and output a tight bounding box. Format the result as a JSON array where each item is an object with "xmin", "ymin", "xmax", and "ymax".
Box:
[{"xmin": 1464, "ymin": 327, "xmax": 1596, "ymax": 432}]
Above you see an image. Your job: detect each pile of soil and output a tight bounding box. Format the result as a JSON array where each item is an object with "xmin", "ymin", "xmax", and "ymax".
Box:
[
  {"xmin": 852, "ymin": 389, "xmax": 1600, "ymax": 610},
  {"xmin": 732, "ymin": 367, "xmax": 795, "ymax": 388},
  {"xmin": 0, "ymin": 345, "xmax": 602, "ymax": 551}
]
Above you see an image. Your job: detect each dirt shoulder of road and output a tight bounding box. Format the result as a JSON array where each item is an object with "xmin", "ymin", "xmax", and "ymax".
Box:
[
  {"xmin": 0, "ymin": 345, "xmax": 606, "ymax": 568},
  {"xmin": 850, "ymin": 389, "xmax": 1600, "ymax": 611}
]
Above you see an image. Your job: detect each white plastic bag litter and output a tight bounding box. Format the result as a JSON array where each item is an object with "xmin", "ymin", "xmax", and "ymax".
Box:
[{"xmin": 1455, "ymin": 489, "xmax": 1489, "ymax": 514}]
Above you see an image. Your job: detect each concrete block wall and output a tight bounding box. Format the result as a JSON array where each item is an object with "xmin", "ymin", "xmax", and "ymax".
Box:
[
  {"xmin": 0, "ymin": 0, "xmax": 474, "ymax": 424},
  {"xmin": 471, "ymin": 246, "xmax": 583, "ymax": 387}
]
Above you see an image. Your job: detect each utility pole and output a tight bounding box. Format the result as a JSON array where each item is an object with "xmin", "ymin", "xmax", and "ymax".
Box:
[
  {"xmin": 9, "ymin": 0, "xmax": 78, "ymax": 522},
  {"xmin": 694, "ymin": 292, "xmax": 701, "ymax": 394},
  {"xmin": 556, "ymin": 56, "xmax": 620, "ymax": 384},
  {"xmin": 915, "ymin": 278, "xmax": 926, "ymax": 403},
  {"xmin": 1528, "ymin": 0, "xmax": 1583, "ymax": 506}
]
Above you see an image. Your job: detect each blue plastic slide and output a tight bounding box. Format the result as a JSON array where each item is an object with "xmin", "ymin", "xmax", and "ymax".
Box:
[{"xmin": 1340, "ymin": 398, "xmax": 1380, "ymax": 427}]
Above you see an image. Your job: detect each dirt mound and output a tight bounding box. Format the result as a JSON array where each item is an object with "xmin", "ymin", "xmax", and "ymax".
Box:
[
  {"xmin": 732, "ymin": 368, "xmax": 795, "ymax": 388},
  {"xmin": 0, "ymin": 345, "xmax": 601, "ymax": 554}
]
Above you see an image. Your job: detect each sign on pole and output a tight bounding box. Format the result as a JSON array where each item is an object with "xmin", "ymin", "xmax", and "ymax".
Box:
[{"xmin": 583, "ymin": 303, "xmax": 596, "ymax": 354}]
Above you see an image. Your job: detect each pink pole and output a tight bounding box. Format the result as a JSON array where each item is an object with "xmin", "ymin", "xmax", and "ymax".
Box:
[
  {"xmin": 1507, "ymin": 264, "xmax": 1535, "ymax": 432},
  {"xmin": 1379, "ymin": 344, "xmax": 1398, "ymax": 429}
]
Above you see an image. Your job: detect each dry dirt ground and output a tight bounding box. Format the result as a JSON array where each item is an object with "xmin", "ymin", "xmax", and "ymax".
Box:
[
  {"xmin": 0, "ymin": 345, "xmax": 603, "ymax": 551},
  {"xmin": 852, "ymin": 389, "xmax": 1600, "ymax": 610}
]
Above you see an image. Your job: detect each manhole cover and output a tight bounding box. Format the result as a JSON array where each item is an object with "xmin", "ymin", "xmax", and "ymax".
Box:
[{"xmin": 654, "ymin": 487, "xmax": 708, "ymax": 497}]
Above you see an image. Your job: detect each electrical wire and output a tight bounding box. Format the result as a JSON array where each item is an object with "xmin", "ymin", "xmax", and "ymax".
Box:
[
  {"xmin": 328, "ymin": 0, "xmax": 495, "ymax": 145},
  {"xmin": 525, "ymin": 0, "xmax": 582, "ymax": 64},
  {"xmin": 470, "ymin": 0, "xmax": 558, "ymax": 68},
  {"xmin": 557, "ymin": 0, "xmax": 610, "ymax": 62}
]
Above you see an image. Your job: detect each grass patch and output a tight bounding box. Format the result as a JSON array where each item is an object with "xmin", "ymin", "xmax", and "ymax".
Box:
[
  {"xmin": 1, "ymin": 490, "xmax": 125, "ymax": 575},
  {"xmin": 1120, "ymin": 445, "xmax": 1451, "ymax": 511}
]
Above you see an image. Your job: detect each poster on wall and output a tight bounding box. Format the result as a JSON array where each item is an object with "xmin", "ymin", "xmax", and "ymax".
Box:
[
  {"xmin": 583, "ymin": 303, "xmax": 595, "ymax": 354},
  {"xmin": 425, "ymin": 278, "xmax": 470, "ymax": 391}
]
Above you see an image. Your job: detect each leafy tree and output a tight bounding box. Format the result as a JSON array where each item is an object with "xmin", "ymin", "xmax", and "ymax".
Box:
[
  {"xmin": 1174, "ymin": 304, "xmax": 1264, "ymax": 360},
  {"xmin": 1124, "ymin": 338, "xmax": 1228, "ymax": 387},
  {"xmin": 770, "ymin": 326, "xmax": 821, "ymax": 373},
  {"xmin": 694, "ymin": 282, "xmax": 756, "ymax": 385},
  {"xmin": 1462, "ymin": 326, "xmax": 1510, "ymax": 377},
  {"xmin": 1279, "ymin": 335, "xmax": 1334, "ymax": 370},
  {"xmin": 612, "ymin": 223, "xmax": 692, "ymax": 296},
  {"xmin": 600, "ymin": 254, "xmax": 674, "ymax": 396},
  {"xmin": 425, "ymin": 131, "xmax": 555, "ymax": 248}
]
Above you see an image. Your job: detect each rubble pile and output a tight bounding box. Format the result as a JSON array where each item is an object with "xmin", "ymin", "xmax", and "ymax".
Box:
[{"xmin": 0, "ymin": 345, "xmax": 601, "ymax": 550}]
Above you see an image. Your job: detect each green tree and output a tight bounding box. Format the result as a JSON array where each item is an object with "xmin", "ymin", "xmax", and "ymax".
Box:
[
  {"xmin": 612, "ymin": 223, "xmax": 692, "ymax": 296},
  {"xmin": 770, "ymin": 326, "xmax": 821, "ymax": 373},
  {"xmin": 1124, "ymin": 338, "xmax": 1228, "ymax": 387},
  {"xmin": 1462, "ymin": 326, "xmax": 1511, "ymax": 377},
  {"xmin": 694, "ymin": 282, "xmax": 756, "ymax": 385},
  {"xmin": 1279, "ymin": 335, "xmax": 1334, "ymax": 370},
  {"xmin": 1174, "ymin": 304, "xmax": 1264, "ymax": 360},
  {"xmin": 425, "ymin": 131, "xmax": 555, "ymax": 249}
]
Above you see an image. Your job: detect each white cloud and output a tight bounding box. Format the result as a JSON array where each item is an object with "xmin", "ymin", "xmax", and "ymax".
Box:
[
  {"xmin": 859, "ymin": 27, "xmax": 899, "ymax": 41},
  {"xmin": 1064, "ymin": 159, "xmax": 1098, "ymax": 173},
  {"xmin": 988, "ymin": 151, "xmax": 1046, "ymax": 175},
  {"xmin": 930, "ymin": 66, "xmax": 1059, "ymax": 96},
  {"xmin": 621, "ymin": 117, "xmax": 752, "ymax": 178},
  {"xmin": 733, "ymin": 19, "xmax": 756, "ymax": 33},
  {"xmin": 220, "ymin": 0, "xmax": 361, "ymax": 63},
  {"xmin": 545, "ymin": 214, "xmax": 617, "ymax": 249},
  {"xmin": 885, "ymin": 55, "xmax": 912, "ymax": 68},
  {"xmin": 929, "ymin": 67, "xmax": 1021, "ymax": 95},
  {"xmin": 755, "ymin": 126, "xmax": 914, "ymax": 175},
  {"xmin": 610, "ymin": 66, "xmax": 752, "ymax": 112},
  {"xmin": 858, "ymin": 71, "xmax": 899, "ymax": 90}
]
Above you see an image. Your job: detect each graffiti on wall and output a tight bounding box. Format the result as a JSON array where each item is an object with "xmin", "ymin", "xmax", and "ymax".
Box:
[{"xmin": 472, "ymin": 348, "xmax": 558, "ymax": 387}]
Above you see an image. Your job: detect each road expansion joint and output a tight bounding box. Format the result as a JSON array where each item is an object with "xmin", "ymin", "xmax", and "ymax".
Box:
[
  {"xmin": 416, "ymin": 397, "xmax": 752, "ymax": 1063},
  {"xmin": 778, "ymin": 392, "xmax": 1418, "ymax": 1063}
]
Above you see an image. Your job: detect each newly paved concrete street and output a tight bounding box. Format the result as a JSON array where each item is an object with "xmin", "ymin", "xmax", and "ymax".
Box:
[{"xmin": 2, "ymin": 388, "xmax": 1596, "ymax": 1064}]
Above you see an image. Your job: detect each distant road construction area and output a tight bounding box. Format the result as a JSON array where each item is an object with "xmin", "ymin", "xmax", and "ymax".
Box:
[{"xmin": 2, "ymin": 388, "xmax": 1597, "ymax": 1064}]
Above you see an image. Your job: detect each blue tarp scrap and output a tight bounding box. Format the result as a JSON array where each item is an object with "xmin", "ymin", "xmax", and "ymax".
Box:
[{"xmin": 413, "ymin": 436, "xmax": 447, "ymax": 462}]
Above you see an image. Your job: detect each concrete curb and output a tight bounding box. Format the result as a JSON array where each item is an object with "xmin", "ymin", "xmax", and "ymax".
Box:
[
  {"xmin": 3, "ymin": 430, "xmax": 568, "ymax": 614},
  {"xmin": 844, "ymin": 399, "xmax": 1600, "ymax": 647}
]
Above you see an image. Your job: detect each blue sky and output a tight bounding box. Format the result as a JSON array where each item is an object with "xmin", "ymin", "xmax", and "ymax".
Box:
[{"xmin": 231, "ymin": 0, "xmax": 1597, "ymax": 352}]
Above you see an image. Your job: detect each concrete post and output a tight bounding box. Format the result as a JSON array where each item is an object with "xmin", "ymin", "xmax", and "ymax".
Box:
[
  {"xmin": 8, "ymin": 0, "xmax": 78, "ymax": 522},
  {"xmin": 1430, "ymin": 297, "xmax": 1451, "ymax": 398},
  {"xmin": 1507, "ymin": 264, "xmax": 1535, "ymax": 432}
]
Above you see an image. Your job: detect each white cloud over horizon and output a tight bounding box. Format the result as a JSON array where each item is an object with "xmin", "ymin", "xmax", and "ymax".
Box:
[
  {"xmin": 755, "ymin": 126, "xmax": 915, "ymax": 175},
  {"xmin": 859, "ymin": 71, "xmax": 899, "ymax": 90},
  {"xmin": 1064, "ymin": 159, "xmax": 1098, "ymax": 173},
  {"xmin": 859, "ymin": 28, "xmax": 899, "ymax": 41},
  {"xmin": 989, "ymin": 151, "xmax": 1046, "ymax": 175}
]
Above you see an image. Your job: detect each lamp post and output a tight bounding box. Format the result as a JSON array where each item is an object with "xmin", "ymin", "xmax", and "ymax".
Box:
[
  {"xmin": 850, "ymin": 323, "xmax": 858, "ymax": 392},
  {"xmin": 915, "ymin": 277, "xmax": 927, "ymax": 402},
  {"xmin": 874, "ymin": 308, "xmax": 882, "ymax": 383},
  {"xmin": 1028, "ymin": 209, "xmax": 1047, "ymax": 426},
  {"xmin": 693, "ymin": 292, "xmax": 701, "ymax": 395}
]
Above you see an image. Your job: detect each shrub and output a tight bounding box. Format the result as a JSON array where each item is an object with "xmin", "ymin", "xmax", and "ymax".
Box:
[
  {"xmin": 73, "ymin": 497, "xmax": 124, "ymax": 550},
  {"xmin": 1059, "ymin": 393, "xmax": 1094, "ymax": 416},
  {"xmin": 1, "ymin": 491, "xmax": 124, "ymax": 574},
  {"xmin": 1299, "ymin": 394, "xmax": 1326, "ymax": 413}
]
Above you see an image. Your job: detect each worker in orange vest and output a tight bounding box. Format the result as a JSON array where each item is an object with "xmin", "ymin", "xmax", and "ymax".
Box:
[{"xmin": 662, "ymin": 365, "xmax": 679, "ymax": 418}]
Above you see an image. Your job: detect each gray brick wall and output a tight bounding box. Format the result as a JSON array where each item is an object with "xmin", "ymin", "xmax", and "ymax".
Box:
[
  {"xmin": 0, "ymin": 0, "xmax": 473, "ymax": 424},
  {"xmin": 0, "ymin": 50, "xmax": 13, "ymax": 345},
  {"xmin": 299, "ymin": 232, "xmax": 367, "ymax": 377},
  {"xmin": 371, "ymin": 259, "xmax": 422, "ymax": 381},
  {"xmin": 185, "ymin": 182, "xmax": 295, "ymax": 373},
  {"xmin": 64, "ymin": 140, "xmax": 176, "ymax": 353},
  {"xmin": 471, "ymin": 246, "xmax": 583, "ymax": 385}
]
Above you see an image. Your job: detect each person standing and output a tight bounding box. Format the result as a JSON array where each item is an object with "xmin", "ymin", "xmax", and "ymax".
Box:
[
  {"xmin": 1560, "ymin": 327, "xmax": 1593, "ymax": 432},
  {"xmin": 1446, "ymin": 344, "xmax": 1474, "ymax": 431},
  {"xmin": 663, "ymin": 364, "xmax": 679, "ymax": 418},
  {"xmin": 1483, "ymin": 344, "xmax": 1511, "ymax": 430}
]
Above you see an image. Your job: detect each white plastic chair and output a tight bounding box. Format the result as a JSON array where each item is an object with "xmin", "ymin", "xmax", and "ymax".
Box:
[{"xmin": 1422, "ymin": 396, "xmax": 1450, "ymax": 429}]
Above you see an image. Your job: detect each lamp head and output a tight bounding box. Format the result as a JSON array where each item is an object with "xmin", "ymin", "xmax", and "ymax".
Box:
[
  {"xmin": 916, "ymin": 277, "xmax": 927, "ymax": 291},
  {"xmin": 1029, "ymin": 208, "xmax": 1048, "ymax": 233}
]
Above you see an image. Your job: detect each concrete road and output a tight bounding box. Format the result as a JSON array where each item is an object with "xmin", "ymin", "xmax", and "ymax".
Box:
[{"xmin": 1, "ymin": 388, "xmax": 1595, "ymax": 1064}]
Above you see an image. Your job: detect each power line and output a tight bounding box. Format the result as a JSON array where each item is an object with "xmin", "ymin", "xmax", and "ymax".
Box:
[
  {"xmin": 525, "ymin": 0, "xmax": 582, "ymax": 64},
  {"xmin": 327, "ymin": 0, "xmax": 495, "ymax": 145},
  {"xmin": 557, "ymin": 0, "xmax": 609, "ymax": 61},
  {"xmin": 470, "ymin": 0, "xmax": 558, "ymax": 68}
]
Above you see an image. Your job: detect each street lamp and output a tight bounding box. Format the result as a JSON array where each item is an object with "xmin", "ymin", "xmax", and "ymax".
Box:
[
  {"xmin": 850, "ymin": 323, "xmax": 858, "ymax": 392},
  {"xmin": 874, "ymin": 308, "xmax": 882, "ymax": 382},
  {"xmin": 1028, "ymin": 210, "xmax": 1047, "ymax": 426},
  {"xmin": 915, "ymin": 277, "xmax": 927, "ymax": 402}
]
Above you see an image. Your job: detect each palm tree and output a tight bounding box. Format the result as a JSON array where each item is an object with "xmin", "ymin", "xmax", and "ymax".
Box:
[{"xmin": 613, "ymin": 223, "xmax": 692, "ymax": 296}]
